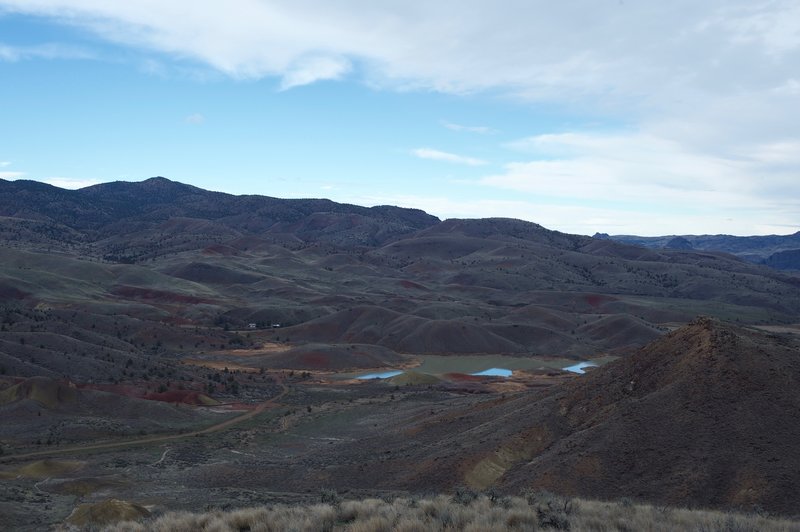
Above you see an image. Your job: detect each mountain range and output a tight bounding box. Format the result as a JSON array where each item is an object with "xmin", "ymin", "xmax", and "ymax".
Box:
[
  {"xmin": 598, "ymin": 232, "xmax": 800, "ymax": 270},
  {"xmin": 2, "ymin": 177, "xmax": 799, "ymax": 382}
]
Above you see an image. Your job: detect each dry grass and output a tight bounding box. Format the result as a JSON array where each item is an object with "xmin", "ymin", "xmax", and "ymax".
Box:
[{"xmin": 76, "ymin": 491, "xmax": 800, "ymax": 532}]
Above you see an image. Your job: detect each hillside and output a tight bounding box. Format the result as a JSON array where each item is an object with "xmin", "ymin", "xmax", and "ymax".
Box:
[
  {"xmin": 408, "ymin": 318, "xmax": 800, "ymax": 513},
  {"xmin": 0, "ymin": 177, "xmax": 438, "ymax": 253},
  {"xmin": 1, "ymin": 178, "xmax": 799, "ymax": 382}
]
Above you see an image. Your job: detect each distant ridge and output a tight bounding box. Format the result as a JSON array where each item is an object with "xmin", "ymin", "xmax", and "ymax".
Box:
[
  {"xmin": 0, "ymin": 177, "xmax": 439, "ymax": 246},
  {"xmin": 602, "ymin": 231, "xmax": 800, "ymax": 270}
]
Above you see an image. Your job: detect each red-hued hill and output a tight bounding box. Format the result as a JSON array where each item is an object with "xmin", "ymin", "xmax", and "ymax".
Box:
[{"xmin": 444, "ymin": 318, "xmax": 800, "ymax": 513}]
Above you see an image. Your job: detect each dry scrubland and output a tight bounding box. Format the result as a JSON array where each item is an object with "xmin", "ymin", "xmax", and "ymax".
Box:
[{"xmin": 74, "ymin": 492, "xmax": 800, "ymax": 532}]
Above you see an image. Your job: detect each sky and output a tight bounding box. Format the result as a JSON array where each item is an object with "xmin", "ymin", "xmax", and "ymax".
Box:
[{"xmin": 1, "ymin": 1, "xmax": 799, "ymax": 236}]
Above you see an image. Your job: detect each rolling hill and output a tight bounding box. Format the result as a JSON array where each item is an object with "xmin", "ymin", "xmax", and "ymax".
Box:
[{"xmin": 1, "ymin": 177, "xmax": 799, "ymax": 381}]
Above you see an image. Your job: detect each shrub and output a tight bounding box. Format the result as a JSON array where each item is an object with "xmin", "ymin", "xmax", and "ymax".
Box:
[
  {"xmin": 319, "ymin": 488, "xmax": 341, "ymax": 507},
  {"xmin": 452, "ymin": 486, "xmax": 478, "ymax": 505}
]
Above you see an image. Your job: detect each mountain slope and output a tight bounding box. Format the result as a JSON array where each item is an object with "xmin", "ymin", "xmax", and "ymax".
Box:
[
  {"xmin": 454, "ymin": 319, "xmax": 800, "ymax": 513},
  {"xmin": 0, "ymin": 177, "xmax": 439, "ymax": 252}
]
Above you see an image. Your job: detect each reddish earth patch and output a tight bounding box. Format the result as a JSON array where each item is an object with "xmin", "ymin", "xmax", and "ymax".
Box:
[
  {"xmin": 202, "ymin": 244, "xmax": 240, "ymax": 256},
  {"xmin": 142, "ymin": 390, "xmax": 214, "ymax": 405},
  {"xmin": 0, "ymin": 282, "xmax": 29, "ymax": 300},
  {"xmin": 80, "ymin": 383, "xmax": 214, "ymax": 406},
  {"xmin": 584, "ymin": 293, "xmax": 616, "ymax": 309},
  {"xmin": 298, "ymin": 352, "xmax": 332, "ymax": 370},
  {"xmin": 443, "ymin": 373, "xmax": 484, "ymax": 382},
  {"xmin": 398, "ymin": 280, "xmax": 428, "ymax": 290}
]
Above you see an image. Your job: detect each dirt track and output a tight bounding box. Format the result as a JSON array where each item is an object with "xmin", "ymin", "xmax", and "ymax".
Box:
[{"xmin": 0, "ymin": 378, "xmax": 289, "ymax": 464}]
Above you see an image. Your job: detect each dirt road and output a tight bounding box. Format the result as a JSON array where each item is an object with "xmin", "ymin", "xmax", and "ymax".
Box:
[{"xmin": 0, "ymin": 379, "xmax": 289, "ymax": 464}]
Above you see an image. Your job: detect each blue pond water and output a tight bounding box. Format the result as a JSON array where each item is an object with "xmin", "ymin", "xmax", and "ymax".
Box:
[
  {"xmin": 470, "ymin": 368, "xmax": 513, "ymax": 377},
  {"xmin": 563, "ymin": 362, "xmax": 598, "ymax": 374},
  {"xmin": 357, "ymin": 370, "xmax": 403, "ymax": 380}
]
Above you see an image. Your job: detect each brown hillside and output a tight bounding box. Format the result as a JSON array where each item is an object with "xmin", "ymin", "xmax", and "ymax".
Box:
[{"xmin": 463, "ymin": 318, "xmax": 800, "ymax": 514}]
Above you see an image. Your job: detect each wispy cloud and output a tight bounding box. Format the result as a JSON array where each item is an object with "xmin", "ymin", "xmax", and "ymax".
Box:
[
  {"xmin": 279, "ymin": 55, "xmax": 351, "ymax": 90},
  {"xmin": 0, "ymin": 42, "xmax": 94, "ymax": 62},
  {"xmin": 0, "ymin": 161, "xmax": 10, "ymax": 167},
  {"xmin": 442, "ymin": 121, "xmax": 496, "ymax": 134},
  {"xmin": 185, "ymin": 113, "xmax": 205, "ymax": 125},
  {"xmin": 412, "ymin": 148, "xmax": 487, "ymax": 166},
  {"xmin": 42, "ymin": 177, "xmax": 101, "ymax": 189}
]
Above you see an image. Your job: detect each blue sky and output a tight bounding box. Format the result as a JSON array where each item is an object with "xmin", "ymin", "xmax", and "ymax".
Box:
[{"xmin": 1, "ymin": 1, "xmax": 799, "ymax": 236}]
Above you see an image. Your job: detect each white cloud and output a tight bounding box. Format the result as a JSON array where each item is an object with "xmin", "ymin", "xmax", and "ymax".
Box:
[
  {"xmin": 345, "ymin": 192, "xmax": 795, "ymax": 237},
  {"xmin": 42, "ymin": 177, "xmax": 102, "ymax": 189},
  {"xmin": 482, "ymin": 131, "xmax": 800, "ymax": 231},
  {"xmin": 0, "ymin": 1, "xmax": 791, "ymax": 95},
  {"xmin": 412, "ymin": 148, "xmax": 487, "ymax": 166},
  {"xmin": 0, "ymin": 171, "xmax": 24, "ymax": 179},
  {"xmin": 185, "ymin": 113, "xmax": 205, "ymax": 124},
  {"xmin": 2, "ymin": 3, "xmax": 798, "ymax": 128},
  {"xmin": 442, "ymin": 121, "xmax": 496, "ymax": 134},
  {"xmin": 0, "ymin": 161, "xmax": 10, "ymax": 167}
]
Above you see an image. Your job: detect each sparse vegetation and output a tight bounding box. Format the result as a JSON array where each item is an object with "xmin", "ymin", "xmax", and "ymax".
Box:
[{"xmin": 94, "ymin": 494, "xmax": 800, "ymax": 532}]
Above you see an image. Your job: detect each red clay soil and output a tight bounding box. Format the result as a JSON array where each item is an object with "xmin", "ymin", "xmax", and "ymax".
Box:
[
  {"xmin": 443, "ymin": 373, "xmax": 485, "ymax": 382},
  {"xmin": 0, "ymin": 282, "xmax": 29, "ymax": 300},
  {"xmin": 584, "ymin": 293, "xmax": 617, "ymax": 309},
  {"xmin": 398, "ymin": 280, "xmax": 429, "ymax": 290},
  {"xmin": 80, "ymin": 383, "xmax": 214, "ymax": 406},
  {"xmin": 201, "ymin": 243, "xmax": 241, "ymax": 256},
  {"xmin": 141, "ymin": 390, "xmax": 214, "ymax": 405}
]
